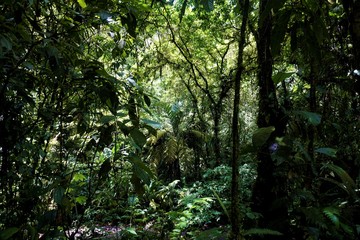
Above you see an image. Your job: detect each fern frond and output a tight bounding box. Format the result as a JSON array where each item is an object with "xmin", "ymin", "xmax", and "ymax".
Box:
[
  {"xmin": 301, "ymin": 207, "xmax": 327, "ymax": 229},
  {"xmin": 164, "ymin": 137, "xmax": 178, "ymax": 163},
  {"xmin": 339, "ymin": 222, "xmax": 354, "ymax": 235},
  {"xmin": 243, "ymin": 228, "xmax": 283, "ymax": 236},
  {"xmin": 323, "ymin": 207, "xmax": 340, "ymax": 228}
]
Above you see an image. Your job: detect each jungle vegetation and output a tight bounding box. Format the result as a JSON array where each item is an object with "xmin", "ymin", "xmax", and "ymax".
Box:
[{"xmin": 1, "ymin": 0, "xmax": 360, "ymax": 239}]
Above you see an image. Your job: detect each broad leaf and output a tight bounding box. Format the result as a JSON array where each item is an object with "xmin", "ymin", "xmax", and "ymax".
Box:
[
  {"xmin": 128, "ymin": 153, "xmax": 154, "ymax": 185},
  {"xmin": 141, "ymin": 118, "xmax": 162, "ymax": 129},
  {"xmin": 272, "ymin": 71, "xmax": 295, "ymax": 85},
  {"xmin": 323, "ymin": 163, "xmax": 356, "ymax": 191},
  {"xmin": 144, "ymin": 94, "xmax": 151, "ymax": 107},
  {"xmin": 315, "ymin": 147, "xmax": 337, "ymax": 157},
  {"xmin": 0, "ymin": 228, "xmax": 19, "ymax": 240},
  {"xmin": 130, "ymin": 128, "xmax": 147, "ymax": 148},
  {"xmin": 75, "ymin": 196, "xmax": 87, "ymax": 205},
  {"xmin": 54, "ymin": 187, "xmax": 65, "ymax": 204},
  {"xmin": 100, "ymin": 115, "xmax": 116, "ymax": 124},
  {"xmin": 259, "ymin": 0, "xmax": 287, "ymax": 27},
  {"xmin": 271, "ymin": 9, "xmax": 291, "ymax": 57},
  {"xmin": 252, "ymin": 126, "xmax": 275, "ymax": 147},
  {"xmin": 125, "ymin": 227, "xmax": 137, "ymax": 235},
  {"xmin": 77, "ymin": 0, "xmax": 87, "ymax": 8},
  {"xmin": 295, "ymin": 111, "xmax": 322, "ymax": 126}
]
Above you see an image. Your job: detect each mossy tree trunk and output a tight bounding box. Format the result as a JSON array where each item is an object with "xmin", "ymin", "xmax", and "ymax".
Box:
[
  {"xmin": 251, "ymin": 0, "xmax": 289, "ymax": 239},
  {"xmin": 230, "ymin": 0, "xmax": 249, "ymax": 239}
]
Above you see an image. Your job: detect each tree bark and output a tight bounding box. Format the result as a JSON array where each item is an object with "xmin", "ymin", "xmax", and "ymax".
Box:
[
  {"xmin": 251, "ymin": 0, "xmax": 289, "ymax": 239},
  {"xmin": 230, "ymin": 0, "xmax": 249, "ymax": 239}
]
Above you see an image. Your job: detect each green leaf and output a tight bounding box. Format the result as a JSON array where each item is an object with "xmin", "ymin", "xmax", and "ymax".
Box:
[
  {"xmin": 100, "ymin": 115, "xmax": 116, "ymax": 124},
  {"xmin": 75, "ymin": 196, "xmax": 87, "ymax": 205},
  {"xmin": 323, "ymin": 163, "xmax": 356, "ymax": 194},
  {"xmin": 125, "ymin": 227, "xmax": 137, "ymax": 235},
  {"xmin": 304, "ymin": 0, "xmax": 319, "ymax": 12},
  {"xmin": 244, "ymin": 228, "xmax": 283, "ymax": 236},
  {"xmin": 271, "ymin": 10, "xmax": 291, "ymax": 57},
  {"xmin": 73, "ymin": 173, "xmax": 86, "ymax": 182},
  {"xmin": 295, "ymin": 111, "xmax": 322, "ymax": 126},
  {"xmin": 0, "ymin": 227, "xmax": 19, "ymax": 240},
  {"xmin": 144, "ymin": 94, "xmax": 151, "ymax": 107},
  {"xmin": 130, "ymin": 128, "xmax": 147, "ymax": 148},
  {"xmin": 272, "ymin": 71, "xmax": 295, "ymax": 85},
  {"xmin": 240, "ymin": 144, "xmax": 257, "ymax": 154},
  {"xmin": 128, "ymin": 153, "xmax": 153, "ymax": 185},
  {"xmin": 252, "ymin": 126, "xmax": 275, "ymax": 147},
  {"xmin": 315, "ymin": 147, "xmax": 337, "ymax": 157},
  {"xmin": 141, "ymin": 118, "xmax": 162, "ymax": 129},
  {"xmin": 54, "ymin": 187, "xmax": 65, "ymax": 205},
  {"xmin": 211, "ymin": 188, "xmax": 230, "ymax": 221},
  {"xmin": 77, "ymin": 0, "xmax": 87, "ymax": 8},
  {"xmin": 144, "ymin": 125, "xmax": 157, "ymax": 136},
  {"xmin": 259, "ymin": 0, "xmax": 287, "ymax": 27},
  {"xmin": 0, "ymin": 36, "xmax": 12, "ymax": 51},
  {"xmin": 323, "ymin": 207, "xmax": 340, "ymax": 228}
]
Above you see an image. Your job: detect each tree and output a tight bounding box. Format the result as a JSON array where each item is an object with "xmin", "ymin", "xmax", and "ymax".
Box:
[
  {"xmin": 0, "ymin": 0, "xmax": 155, "ymax": 237},
  {"xmin": 251, "ymin": 0, "xmax": 289, "ymax": 238},
  {"xmin": 230, "ymin": 0, "xmax": 250, "ymax": 239}
]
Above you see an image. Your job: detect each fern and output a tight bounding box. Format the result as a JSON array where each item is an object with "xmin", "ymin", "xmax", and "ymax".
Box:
[
  {"xmin": 323, "ymin": 207, "xmax": 340, "ymax": 228},
  {"xmin": 301, "ymin": 207, "xmax": 327, "ymax": 229}
]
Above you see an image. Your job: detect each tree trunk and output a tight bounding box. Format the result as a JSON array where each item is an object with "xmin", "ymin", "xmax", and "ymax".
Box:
[
  {"xmin": 251, "ymin": 0, "xmax": 289, "ymax": 238},
  {"xmin": 230, "ymin": 0, "xmax": 249, "ymax": 239},
  {"xmin": 213, "ymin": 104, "xmax": 222, "ymax": 166}
]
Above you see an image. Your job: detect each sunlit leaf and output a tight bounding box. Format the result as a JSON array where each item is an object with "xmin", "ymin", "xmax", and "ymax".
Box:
[
  {"xmin": 73, "ymin": 173, "xmax": 86, "ymax": 182},
  {"xmin": 142, "ymin": 119, "xmax": 162, "ymax": 129},
  {"xmin": 75, "ymin": 196, "xmax": 87, "ymax": 205},
  {"xmin": 77, "ymin": 0, "xmax": 87, "ymax": 8},
  {"xmin": 125, "ymin": 227, "xmax": 137, "ymax": 235}
]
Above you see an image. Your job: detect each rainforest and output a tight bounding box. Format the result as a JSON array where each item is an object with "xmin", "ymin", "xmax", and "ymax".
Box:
[{"xmin": 1, "ymin": 0, "xmax": 360, "ymax": 239}]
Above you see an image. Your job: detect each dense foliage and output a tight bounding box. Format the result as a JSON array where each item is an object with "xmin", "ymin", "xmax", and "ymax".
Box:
[{"xmin": 1, "ymin": 0, "xmax": 359, "ymax": 239}]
